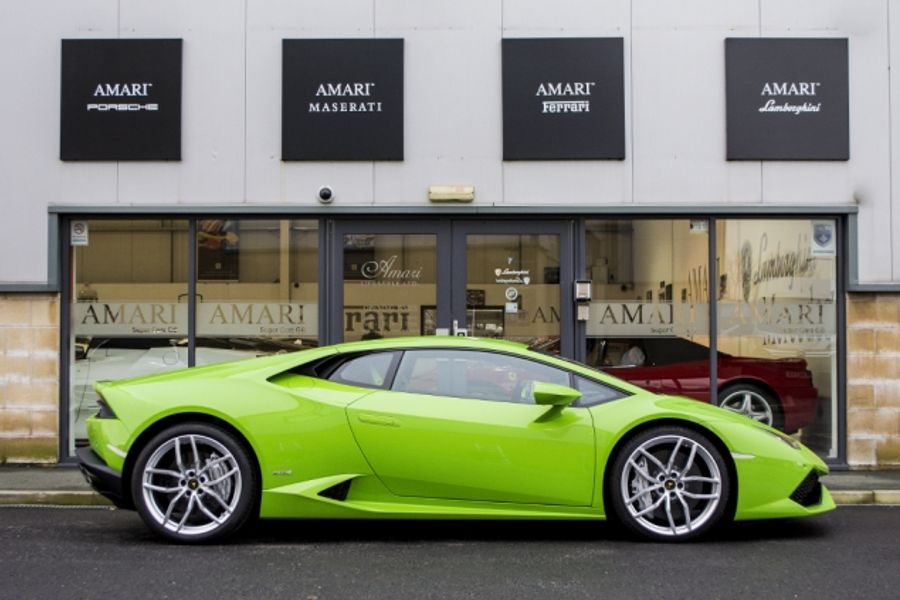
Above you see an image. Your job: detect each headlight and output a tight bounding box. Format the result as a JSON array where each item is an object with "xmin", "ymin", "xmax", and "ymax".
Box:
[{"xmin": 764, "ymin": 428, "xmax": 801, "ymax": 450}]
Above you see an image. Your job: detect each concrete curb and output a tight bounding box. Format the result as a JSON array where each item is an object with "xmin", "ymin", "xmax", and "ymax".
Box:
[
  {"xmin": 0, "ymin": 490, "xmax": 897, "ymax": 508},
  {"xmin": 873, "ymin": 490, "xmax": 900, "ymax": 504},
  {"xmin": 830, "ymin": 491, "xmax": 877, "ymax": 505},
  {"xmin": 0, "ymin": 491, "xmax": 112, "ymax": 507},
  {"xmin": 826, "ymin": 490, "xmax": 899, "ymax": 505}
]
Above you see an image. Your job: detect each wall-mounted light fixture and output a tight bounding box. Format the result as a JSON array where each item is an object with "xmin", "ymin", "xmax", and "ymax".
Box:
[{"xmin": 428, "ymin": 185, "xmax": 475, "ymax": 203}]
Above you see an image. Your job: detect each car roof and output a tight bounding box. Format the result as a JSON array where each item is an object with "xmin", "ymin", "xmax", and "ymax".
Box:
[{"xmin": 333, "ymin": 336, "xmax": 530, "ymax": 354}]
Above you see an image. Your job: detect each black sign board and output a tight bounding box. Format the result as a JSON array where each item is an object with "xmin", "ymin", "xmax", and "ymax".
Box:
[
  {"xmin": 726, "ymin": 38, "xmax": 849, "ymax": 160},
  {"xmin": 60, "ymin": 39, "xmax": 182, "ymax": 161},
  {"xmin": 282, "ymin": 39, "xmax": 404, "ymax": 161},
  {"xmin": 502, "ymin": 38, "xmax": 625, "ymax": 160}
]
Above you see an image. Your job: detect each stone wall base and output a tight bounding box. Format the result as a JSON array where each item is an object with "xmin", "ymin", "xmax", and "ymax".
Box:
[
  {"xmin": 847, "ymin": 293, "xmax": 900, "ymax": 467},
  {"xmin": 0, "ymin": 294, "xmax": 59, "ymax": 464}
]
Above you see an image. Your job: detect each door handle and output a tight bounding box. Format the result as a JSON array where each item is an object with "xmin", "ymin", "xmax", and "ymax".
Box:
[{"xmin": 357, "ymin": 414, "xmax": 400, "ymax": 427}]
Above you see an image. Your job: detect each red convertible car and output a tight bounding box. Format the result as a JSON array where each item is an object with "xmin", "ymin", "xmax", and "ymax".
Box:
[{"xmin": 584, "ymin": 337, "xmax": 818, "ymax": 433}]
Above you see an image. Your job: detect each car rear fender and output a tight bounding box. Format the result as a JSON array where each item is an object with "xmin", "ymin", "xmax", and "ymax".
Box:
[{"xmin": 118, "ymin": 411, "xmax": 262, "ymax": 512}]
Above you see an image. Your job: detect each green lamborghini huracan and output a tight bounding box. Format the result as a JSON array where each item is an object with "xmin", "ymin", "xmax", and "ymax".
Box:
[{"xmin": 78, "ymin": 336, "xmax": 834, "ymax": 543}]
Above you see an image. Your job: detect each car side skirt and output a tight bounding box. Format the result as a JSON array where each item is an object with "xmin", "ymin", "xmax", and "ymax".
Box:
[{"xmin": 260, "ymin": 474, "xmax": 604, "ymax": 520}]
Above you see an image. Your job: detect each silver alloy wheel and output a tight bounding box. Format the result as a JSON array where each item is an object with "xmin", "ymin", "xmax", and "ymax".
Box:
[
  {"xmin": 141, "ymin": 434, "xmax": 243, "ymax": 537},
  {"xmin": 719, "ymin": 388, "xmax": 774, "ymax": 426},
  {"xmin": 619, "ymin": 434, "xmax": 722, "ymax": 538}
]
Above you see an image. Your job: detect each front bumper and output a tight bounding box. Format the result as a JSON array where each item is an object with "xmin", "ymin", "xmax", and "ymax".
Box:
[{"xmin": 76, "ymin": 447, "xmax": 132, "ymax": 509}]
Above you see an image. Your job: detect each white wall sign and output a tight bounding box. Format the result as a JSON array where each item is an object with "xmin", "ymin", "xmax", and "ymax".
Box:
[
  {"xmin": 810, "ymin": 221, "xmax": 836, "ymax": 256},
  {"xmin": 359, "ymin": 255, "xmax": 423, "ymax": 285},
  {"xmin": 587, "ymin": 302, "xmax": 706, "ymax": 337},
  {"xmin": 587, "ymin": 300, "xmax": 835, "ymax": 339},
  {"xmin": 198, "ymin": 303, "xmax": 317, "ymax": 336},
  {"xmin": 73, "ymin": 302, "xmax": 317, "ymax": 337},
  {"xmin": 73, "ymin": 303, "xmax": 187, "ymax": 336},
  {"xmin": 718, "ymin": 301, "xmax": 835, "ymax": 340},
  {"xmin": 344, "ymin": 305, "xmax": 417, "ymax": 335},
  {"xmin": 70, "ymin": 221, "xmax": 89, "ymax": 246}
]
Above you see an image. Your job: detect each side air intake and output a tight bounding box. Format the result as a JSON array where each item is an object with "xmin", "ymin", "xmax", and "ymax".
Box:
[
  {"xmin": 789, "ymin": 471, "xmax": 822, "ymax": 507},
  {"xmin": 318, "ymin": 479, "xmax": 352, "ymax": 502}
]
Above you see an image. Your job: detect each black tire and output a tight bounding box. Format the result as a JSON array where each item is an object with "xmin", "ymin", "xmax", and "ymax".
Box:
[
  {"xmin": 718, "ymin": 383, "xmax": 784, "ymax": 431},
  {"xmin": 608, "ymin": 426, "xmax": 731, "ymax": 542},
  {"xmin": 131, "ymin": 422, "xmax": 258, "ymax": 544}
]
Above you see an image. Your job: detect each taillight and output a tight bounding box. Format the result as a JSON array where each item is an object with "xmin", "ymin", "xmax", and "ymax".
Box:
[{"xmin": 96, "ymin": 399, "xmax": 117, "ymax": 419}]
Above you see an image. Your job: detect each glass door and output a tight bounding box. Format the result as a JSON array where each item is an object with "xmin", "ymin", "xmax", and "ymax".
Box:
[
  {"xmin": 331, "ymin": 221, "xmax": 450, "ymax": 342},
  {"xmin": 330, "ymin": 220, "xmax": 574, "ymax": 351},
  {"xmin": 451, "ymin": 221, "xmax": 574, "ymax": 356}
]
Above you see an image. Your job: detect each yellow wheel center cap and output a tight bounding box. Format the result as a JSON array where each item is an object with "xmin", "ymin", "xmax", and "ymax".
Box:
[{"xmin": 188, "ymin": 479, "xmax": 199, "ymax": 490}]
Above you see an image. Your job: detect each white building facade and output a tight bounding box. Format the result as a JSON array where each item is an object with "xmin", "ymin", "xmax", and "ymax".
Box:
[{"xmin": 1, "ymin": 0, "xmax": 898, "ymax": 467}]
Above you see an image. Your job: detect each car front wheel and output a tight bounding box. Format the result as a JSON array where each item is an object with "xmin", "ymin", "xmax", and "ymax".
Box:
[
  {"xmin": 609, "ymin": 426, "xmax": 731, "ymax": 541},
  {"xmin": 131, "ymin": 423, "xmax": 258, "ymax": 543}
]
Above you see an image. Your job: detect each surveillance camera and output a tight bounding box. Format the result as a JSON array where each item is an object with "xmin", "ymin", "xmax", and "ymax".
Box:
[{"xmin": 317, "ymin": 186, "xmax": 334, "ymax": 204}]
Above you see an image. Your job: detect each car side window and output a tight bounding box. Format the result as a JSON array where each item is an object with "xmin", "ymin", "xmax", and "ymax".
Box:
[
  {"xmin": 574, "ymin": 375, "xmax": 627, "ymax": 406},
  {"xmin": 328, "ymin": 352, "xmax": 396, "ymax": 389},
  {"xmin": 392, "ymin": 349, "xmax": 570, "ymax": 404}
]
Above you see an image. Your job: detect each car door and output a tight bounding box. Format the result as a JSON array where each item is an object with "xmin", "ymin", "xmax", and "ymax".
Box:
[{"xmin": 346, "ymin": 349, "xmax": 596, "ymax": 507}]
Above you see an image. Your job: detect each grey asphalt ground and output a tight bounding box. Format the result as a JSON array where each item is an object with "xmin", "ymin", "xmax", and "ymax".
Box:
[
  {"xmin": 0, "ymin": 505, "xmax": 898, "ymax": 600},
  {"xmin": 2, "ymin": 464, "xmax": 899, "ymax": 505}
]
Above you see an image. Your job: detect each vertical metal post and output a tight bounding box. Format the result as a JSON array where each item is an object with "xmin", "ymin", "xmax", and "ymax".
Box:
[
  {"xmin": 708, "ymin": 217, "xmax": 718, "ymax": 405},
  {"xmin": 59, "ymin": 216, "xmax": 73, "ymax": 460},
  {"xmin": 558, "ymin": 219, "xmax": 576, "ymax": 358},
  {"xmin": 573, "ymin": 217, "xmax": 587, "ymax": 364},
  {"xmin": 187, "ymin": 218, "xmax": 197, "ymax": 367},
  {"xmin": 320, "ymin": 218, "xmax": 333, "ymax": 345},
  {"xmin": 835, "ymin": 216, "xmax": 848, "ymax": 466},
  {"xmin": 435, "ymin": 220, "xmax": 452, "ymax": 333}
]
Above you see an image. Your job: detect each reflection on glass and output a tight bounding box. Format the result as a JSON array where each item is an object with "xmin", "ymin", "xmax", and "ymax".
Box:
[
  {"xmin": 343, "ymin": 234, "xmax": 436, "ymax": 341},
  {"xmin": 466, "ymin": 234, "xmax": 560, "ymax": 344},
  {"xmin": 584, "ymin": 219, "xmax": 712, "ymax": 401},
  {"xmin": 716, "ymin": 219, "xmax": 837, "ymax": 457},
  {"xmin": 70, "ymin": 220, "xmax": 189, "ymax": 452},
  {"xmin": 196, "ymin": 219, "xmax": 320, "ymax": 359}
]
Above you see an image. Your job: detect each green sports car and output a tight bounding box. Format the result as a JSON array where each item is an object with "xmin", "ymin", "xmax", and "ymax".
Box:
[{"xmin": 78, "ymin": 336, "xmax": 834, "ymax": 543}]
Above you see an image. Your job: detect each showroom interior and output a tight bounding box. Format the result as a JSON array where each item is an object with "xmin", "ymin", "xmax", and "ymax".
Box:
[{"xmin": 61, "ymin": 212, "xmax": 842, "ymax": 461}]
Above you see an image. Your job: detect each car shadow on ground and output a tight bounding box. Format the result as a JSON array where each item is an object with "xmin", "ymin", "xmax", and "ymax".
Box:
[
  {"xmin": 91, "ymin": 507, "xmax": 831, "ymax": 546},
  {"xmin": 233, "ymin": 516, "xmax": 830, "ymax": 546},
  {"xmin": 0, "ymin": 506, "xmax": 836, "ymax": 550}
]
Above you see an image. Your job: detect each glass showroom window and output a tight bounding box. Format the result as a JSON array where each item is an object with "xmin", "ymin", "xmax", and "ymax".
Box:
[
  {"xmin": 585, "ymin": 219, "xmax": 712, "ymax": 399},
  {"xmin": 715, "ymin": 219, "xmax": 837, "ymax": 457},
  {"xmin": 69, "ymin": 220, "xmax": 189, "ymax": 453},
  {"xmin": 195, "ymin": 219, "xmax": 319, "ymax": 361}
]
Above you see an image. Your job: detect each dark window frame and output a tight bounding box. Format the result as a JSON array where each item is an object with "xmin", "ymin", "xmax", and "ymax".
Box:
[{"xmin": 55, "ymin": 210, "xmax": 849, "ymax": 468}]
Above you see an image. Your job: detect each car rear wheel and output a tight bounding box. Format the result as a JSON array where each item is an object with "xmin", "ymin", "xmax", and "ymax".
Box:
[
  {"xmin": 718, "ymin": 383, "xmax": 783, "ymax": 431},
  {"xmin": 609, "ymin": 426, "xmax": 730, "ymax": 541},
  {"xmin": 131, "ymin": 423, "xmax": 257, "ymax": 543}
]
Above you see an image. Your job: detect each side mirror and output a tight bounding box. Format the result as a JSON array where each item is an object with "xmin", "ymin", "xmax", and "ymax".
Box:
[{"xmin": 532, "ymin": 381, "xmax": 582, "ymax": 407}]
